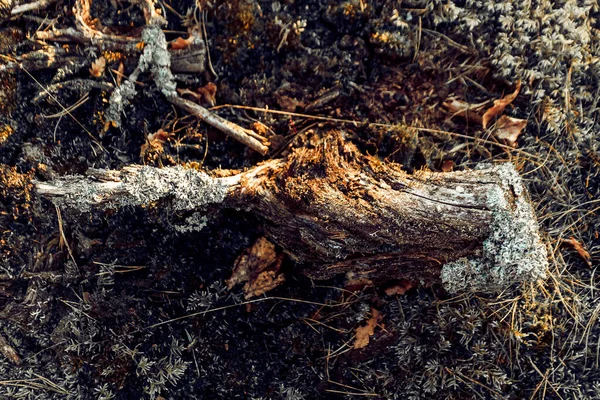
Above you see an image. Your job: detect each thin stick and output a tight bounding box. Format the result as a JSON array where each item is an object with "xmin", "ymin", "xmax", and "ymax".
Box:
[
  {"xmin": 55, "ymin": 205, "xmax": 78, "ymax": 269},
  {"xmin": 168, "ymin": 96, "xmax": 269, "ymax": 155},
  {"xmin": 11, "ymin": 0, "xmax": 58, "ymax": 15},
  {"xmin": 145, "ymin": 296, "xmax": 351, "ymax": 329},
  {"xmin": 211, "ymin": 104, "xmax": 540, "ymax": 158}
]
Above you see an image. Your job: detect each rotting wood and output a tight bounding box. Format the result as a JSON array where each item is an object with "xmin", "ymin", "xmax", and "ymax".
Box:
[{"xmin": 35, "ymin": 131, "xmax": 548, "ymax": 293}]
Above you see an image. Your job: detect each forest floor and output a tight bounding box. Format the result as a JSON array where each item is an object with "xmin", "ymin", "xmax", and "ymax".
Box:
[{"xmin": 0, "ymin": 0, "xmax": 599, "ymax": 399}]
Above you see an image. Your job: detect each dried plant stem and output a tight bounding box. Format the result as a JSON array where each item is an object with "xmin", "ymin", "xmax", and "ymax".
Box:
[
  {"xmin": 10, "ymin": 0, "xmax": 58, "ymax": 15},
  {"xmin": 168, "ymin": 96, "xmax": 269, "ymax": 155}
]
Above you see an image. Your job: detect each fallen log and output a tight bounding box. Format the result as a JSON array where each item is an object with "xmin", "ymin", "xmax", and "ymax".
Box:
[{"xmin": 35, "ymin": 131, "xmax": 548, "ymax": 293}]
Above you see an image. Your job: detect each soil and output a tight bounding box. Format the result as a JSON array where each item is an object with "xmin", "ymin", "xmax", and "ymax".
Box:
[{"xmin": 0, "ymin": 0, "xmax": 599, "ymax": 399}]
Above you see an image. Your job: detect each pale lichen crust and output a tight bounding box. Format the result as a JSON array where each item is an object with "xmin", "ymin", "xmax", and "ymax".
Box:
[
  {"xmin": 40, "ymin": 165, "xmax": 232, "ymax": 213},
  {"xmin": 441, "ymin": 163, "xmax": 548, "ymax": 293}
]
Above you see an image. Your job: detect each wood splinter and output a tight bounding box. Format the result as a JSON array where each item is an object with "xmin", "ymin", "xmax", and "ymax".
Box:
[{"xmin": 35, "ymin": 131, "xmax": 548, "ymax": 293}]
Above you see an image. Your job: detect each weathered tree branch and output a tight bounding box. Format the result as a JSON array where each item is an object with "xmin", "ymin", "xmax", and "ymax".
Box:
[{"xmin": 35, "ymin": 131, "xmax": 548, "ymax": 293}]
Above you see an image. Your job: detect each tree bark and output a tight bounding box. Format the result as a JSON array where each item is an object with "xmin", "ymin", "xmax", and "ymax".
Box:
[{"xmin": 35, "ymin": 131, "xmax": 548, "ymax": 292}]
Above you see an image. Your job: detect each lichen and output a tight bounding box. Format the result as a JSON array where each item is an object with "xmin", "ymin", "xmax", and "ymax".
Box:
[
  {"xmin": 106, "ymin": 25, "xmax": 177, "ymax": 127},
  {"xmin": 441, "ymin": 163, "xmax": 548, "ymax": 293},
  {"xmin": 173, "ymin": 213, "xmax": 208, "ymax": 234},
  {"xmin": 44, "ymin": 166, "xmax": 233, "ymax": 214}
]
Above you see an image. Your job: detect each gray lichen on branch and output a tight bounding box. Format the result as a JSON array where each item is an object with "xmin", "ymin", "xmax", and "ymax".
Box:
[{"xmin": 35, "ymin": 165, "xmax": 238, "ymax": 213}]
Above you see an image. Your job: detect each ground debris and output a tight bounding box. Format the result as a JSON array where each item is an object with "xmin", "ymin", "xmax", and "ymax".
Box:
[
  {"xmin": 562, "ymin": 237, "xmax": 593, "ymax": 267},
  {"xmin": 226, "ymin": 237, "xmax": 285, "ymax": 299},
  {"xmin": 353, "ymin": 307, "xmax": 383, "ymax": 350}
]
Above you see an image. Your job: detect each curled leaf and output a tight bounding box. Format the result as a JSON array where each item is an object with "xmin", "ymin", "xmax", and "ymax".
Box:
[
  {"xmin": 493, "ymin": 115, "xmax": 527, "ymax": 147},
  {"xmin": 482, "ymin": 81, "xmax": 521, "ymax": 129},
  {"xmin": 177, "ymin": 83, "xmax": 217, "ymax": 108},
  {"xmin": 441, "ymin": 160, "xmax": 455, "ymax": 172},
  {"xmin": 170, "ymin": 36, "xmax": 194, "ymax": 50},
  {"xmin": 197, "ymin": 82, "xmax": 217, "ymax": 107},
  {"xmin": 140, "ymin": 129, "xmax": 173, "ymax": 158},
  {"xmin": 562, "ymin": 237, "xmax": 592, "ymax": 267},
  {"xmin": 442, "ymin": 98, "xmax": 486, "ymax": 125},
  {"xmin": 116, "ymin": 61, "xmax": 125, "ymax": 86},
  {"xmin": 384, "ymin": 280, "xmax": 415, "ymax": 296}
]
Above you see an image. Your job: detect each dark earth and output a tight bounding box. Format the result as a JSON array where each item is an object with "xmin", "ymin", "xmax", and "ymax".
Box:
[{"xmin": 0, "ymin": 0, "xmax": 599, "ymax": 398}]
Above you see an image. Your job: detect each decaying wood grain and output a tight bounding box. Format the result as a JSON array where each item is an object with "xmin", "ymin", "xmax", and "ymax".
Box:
[{"xmin": 35, "ymin": 131, "xmax": 548, "ymax": 292}]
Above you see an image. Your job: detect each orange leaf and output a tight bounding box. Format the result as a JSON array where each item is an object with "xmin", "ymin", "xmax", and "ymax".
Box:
[
  {"xmin": 353, "ymin": 307, "xmax": 382, "ymax": 349},
  {"xmin": 384, "ymin": 280, "xmax": 415, "ymax": 296},
  {"xmin": 563, "ymin": 237, "xmax": 592, "ymax": 267},
  {"xmin": 482, "ymin": 81, "xmax": 521, "ymax": 129},
  {"xmin": 196, "ymin": 82, "xmax": 217, "ymax": 107},
  {"xmin": 441, "ymin": 160, "xmax": 455, "ymax": 172},
  {"xmin": 89, "ymin": 56, "xmax": 106, "ymax": 77},
  {"xmin": 170, "ymin": 36, "xmax": 193, "ymax": 50},
  {"xmin": 226, "ymin": 237, "xmax": 285, "ymax": 298}
]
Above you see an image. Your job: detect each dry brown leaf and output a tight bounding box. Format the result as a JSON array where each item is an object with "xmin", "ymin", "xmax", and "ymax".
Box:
[
  {"xmin": 442, "ymin": 98, "xmax": 486, "ymax": 125},
  {"xmin": 563, "ymin": 237, "xmax": 592, "ymax": 267},
  {"xmin": 177, "ymin": 83, "xmax": 217, "ymax": 108},
  {"xmin": 227, "ymin": 237, "xmax": 285, "ymax": 298},
  {"xmin": 243, "ymin": 270, "xmax": 286, "ymax": 298},
  {"xmin": 116, "ymin": 61, "xmax": 125, "ymax": 86},
  {"xmin": 344, "ymin": 278, "xmax": 373, "ymax": 292},
  {"xmin": 140, "ymin": 129, "xmax": 172, "ymax": 158},
  {"xmin": 384, "ymin": 280, "xmax": 415, "ymax": 296},
  {"xmin": 170, "ymin": 36, "xmax": 194, "ymax": 50},
  {"xmin": 493, "ymin": 115, "xmax": 527, "ymax": 147},
  {"xmin": 89, "ymin": 56, "xmax": 106, "ymax": 77},
  {"xmin": 441, "ymin": 160, "xmax": 455, "ymax": 172},
  {"xmin": 276, "ymin": 94, "xmax": 305, "ymax": 112},
  {"xmin": 196, "ymin": 82, "xmax": 217, "ymax": 107},
  {"xmin": 482, "ymin": 81, "xmax": 521, "ymax": 129},
  {"xmin": 354, "ymin": 307, "xmax": 382, "ymax": 349}
]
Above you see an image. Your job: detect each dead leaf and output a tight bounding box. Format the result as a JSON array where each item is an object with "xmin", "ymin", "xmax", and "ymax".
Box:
[
  {"xmin": 177, "ymin": 83, "xmax": 217, "ymax": 108},
  {"xmin": 482, "ymin": 81, "xmax": 521, "ymax": 129},
  {"xmin": 244, "ymin": 270, "xmax": 286, "ymax": 298},
  {"xmin": 562, "ymin": 237, "xmax": 592, "ymax": 267},
  {"xmin": 140, "ymin": 129, "xmax": 173, "ymax": 158},
  {"xmin": 442, "ymin": 98, "xmax": 486, "ymax": 125},
  {"xmin": 252, "ymin": 121, "xmax": 270, "ymax": 137},
  {"xmin": 196, "ymin": 82, "xmax": 217, "ymax": 107},
  {"xmin": 384, "ymin": 280, "xmax": 415, "ymax": 296},
  {"xmin": 345, "ymin": 278, "xmax": 373, "ymax": 292},
  {"xmin": 493, "ymin": 115, "xmax": 527, "ymax": 147},
  {"xmin": 170, "ymin": 36, "xmax": 194, "ymax": 50},
  {"xmin": 227, "ymin": 237, "xmax": 285, "ymax": 298},
  {"xmin": 354, "ymin": 307, "xmax": 382, "ymax": 349},
  {"xmin": 441, "ymin": 160, "xmax": 455, "ymax": 172},
  {"xmin": 89, "ymin": 56, "xmax": 106, "ymax": 77},
  {"xmin": 276, "ymin": 94, "xmax": 305, "ymax": 112},
  {"xmin": 116, "ymin": 61, "xmax": 125, "ymax": 86}
]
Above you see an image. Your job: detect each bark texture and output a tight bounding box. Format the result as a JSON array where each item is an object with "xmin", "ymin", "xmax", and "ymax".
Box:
[{"xmin": 35, "ymin": 131, "xmax": 548, "ymax": 292}]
